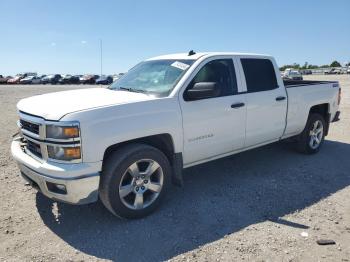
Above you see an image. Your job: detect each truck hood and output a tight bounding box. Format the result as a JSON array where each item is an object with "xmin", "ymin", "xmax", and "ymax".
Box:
[{"xmin": 17, "ymin": 88, "xmax": 152, "ymax": 120}]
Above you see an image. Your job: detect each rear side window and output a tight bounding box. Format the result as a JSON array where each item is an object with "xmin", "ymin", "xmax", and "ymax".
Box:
[{"xmin": 241, "ymin": 58, "xmax": 278, "ymax": 93}]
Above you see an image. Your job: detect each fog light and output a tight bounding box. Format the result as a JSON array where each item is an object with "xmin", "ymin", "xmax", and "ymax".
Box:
[
  {"xmin": 56, "ymin": 184, "xmax": 66, "ymax": 191},
  {"xmin": 46, "ymin": 182, "xmax": 67, "ymax": 194}
]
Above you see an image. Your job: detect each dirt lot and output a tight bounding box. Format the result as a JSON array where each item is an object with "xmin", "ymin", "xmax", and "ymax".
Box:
[{"xmin": 0, "ymin": 75, "xmax": 349, "ymax": 262}]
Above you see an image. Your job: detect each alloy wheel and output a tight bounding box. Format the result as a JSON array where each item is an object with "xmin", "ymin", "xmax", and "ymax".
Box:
[
  {"xmin": 118, "ymin": 159, "xmax": 164, "ymax": 210},
  {"xmin": 309, "ymin": 120, "xmax": 323, "ymax": 149}
]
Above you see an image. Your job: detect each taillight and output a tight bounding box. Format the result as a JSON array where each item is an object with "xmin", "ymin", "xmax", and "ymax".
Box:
[{"xmin": 338, "ymin": 88, "xmax": 341, "ymax": 105}]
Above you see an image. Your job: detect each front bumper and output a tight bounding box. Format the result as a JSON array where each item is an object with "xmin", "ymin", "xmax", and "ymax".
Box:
[{"xmin": 11, "ymin": 138, "xmax": 101, "ymax": 204}]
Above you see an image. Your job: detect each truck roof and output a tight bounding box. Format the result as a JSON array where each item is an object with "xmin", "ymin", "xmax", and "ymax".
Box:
[{"xmin": 147, "ymin": 52, "xmax": 271, "ymax": 61}]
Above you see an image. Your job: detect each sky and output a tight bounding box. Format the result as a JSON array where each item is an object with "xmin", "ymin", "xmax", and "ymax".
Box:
[{"xmin": 0, "ymin": 0, "xmax": 349, "ymax": 75}]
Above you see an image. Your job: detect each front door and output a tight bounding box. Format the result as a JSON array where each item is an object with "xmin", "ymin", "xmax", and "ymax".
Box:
[{"xmin": 179, "ymin": 58, "xmax": 247, "ymax": 165}]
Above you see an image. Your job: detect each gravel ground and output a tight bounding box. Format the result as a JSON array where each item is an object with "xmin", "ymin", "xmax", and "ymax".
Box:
[{"xmin": 0, "ymin": 75, "xmax": 349, "ymax": 262}]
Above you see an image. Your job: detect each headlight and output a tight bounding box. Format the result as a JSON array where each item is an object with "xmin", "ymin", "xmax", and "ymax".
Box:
[
  {"xmin": 47, "ymin": 145, "xmax": 81, "ymax": 161},
  {"xmin": 46, "ymin": 125, "xmax": 79, "ymax": 139}
]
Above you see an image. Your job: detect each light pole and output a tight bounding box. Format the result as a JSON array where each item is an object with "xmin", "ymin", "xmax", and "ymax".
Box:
[{"xmin": 100, "ymin": 39, "xmax": 103, "ymax": 77}]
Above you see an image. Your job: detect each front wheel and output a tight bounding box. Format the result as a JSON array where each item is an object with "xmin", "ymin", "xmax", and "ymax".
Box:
[
  {"xmin": 99, "ymin": 144, "xmax": 171, "ymax": 219},
  {"xmin": 296, "ymin": 113, "xmax": 326, "ymax": 154}
]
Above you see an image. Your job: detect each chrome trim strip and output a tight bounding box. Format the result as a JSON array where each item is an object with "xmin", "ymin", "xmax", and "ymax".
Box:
[
  {"xmin": 21, "ymin": 128, "xmax": 41, "ymax": 140},
  {"xmin": 23, "ymin": 134, "xmax": 81, "ymax": 147},
  {"xmin": 21, "ymin": 163, "xmax": 99, "ymax": 180},
  {"xmin": 22, "ymin": 133, "xmax": 80, "ymax": 145},
  {"xmin": 47, "ymin": 157, "xmax": 82, "ymax": 164},
  {"xmin": 45, "ymin": 137, "xmax": 80, "ymax": 143}
]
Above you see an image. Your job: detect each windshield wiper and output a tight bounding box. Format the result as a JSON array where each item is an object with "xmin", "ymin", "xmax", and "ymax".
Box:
[{"xmin": 119, "ymin": 87, "xmax": 147, "ymax": 94}]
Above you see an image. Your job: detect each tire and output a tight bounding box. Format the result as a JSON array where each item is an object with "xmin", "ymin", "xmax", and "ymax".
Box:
[
  {"xmin": 296, "ymin": 113, "xmax": 326, "ymax": 154},
  {"xmin": 99, "ymin": 143, "xmax": 171, "ymax": 219}
]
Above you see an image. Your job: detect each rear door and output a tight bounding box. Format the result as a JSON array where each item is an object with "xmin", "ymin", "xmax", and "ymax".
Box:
[
  {"xmin": 238, "ymin": 57, "xmax": 287, "ymax": 147},
  {"xmin": 179, "ymin": 57, "xmax": 246, "ymax": 165}
]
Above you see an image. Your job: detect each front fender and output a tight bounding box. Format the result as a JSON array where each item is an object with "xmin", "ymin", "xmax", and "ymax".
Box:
[{"xmin": 62, "ymin": 98, "xmax": 183, "ymax": 163}]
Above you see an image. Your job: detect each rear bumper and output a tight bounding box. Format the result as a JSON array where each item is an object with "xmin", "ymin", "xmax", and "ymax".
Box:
[
  {"xmin": 332, "ymin": 111, "xmax": 340, "ymax": 122},
  {"xmin": 11, "ymin": 138, "xmax": 101, "ymax": 204}
]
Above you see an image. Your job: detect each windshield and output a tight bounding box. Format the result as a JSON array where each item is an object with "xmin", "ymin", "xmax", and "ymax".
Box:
[{"xmin": 109, "ymin": 59, "xmax": 195, "ymax": 97}]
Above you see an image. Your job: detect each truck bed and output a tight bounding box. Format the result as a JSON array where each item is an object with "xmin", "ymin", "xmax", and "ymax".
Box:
[
  {"xmin": 283, "ymin": 80, "xmax": 338, "ymax": 88},
  {"xmin": 283, "ymin": 78, "xmax": 340, "ymax": 139}
]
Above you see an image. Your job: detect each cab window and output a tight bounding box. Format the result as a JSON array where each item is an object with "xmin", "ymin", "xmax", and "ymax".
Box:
[
  {"xmin": 184, "ymin": 59, "xmax": 237, "ymax": 101},
  {"xmin": 241, "ymin": 58, "xmax": 278, "ymax": 93}
]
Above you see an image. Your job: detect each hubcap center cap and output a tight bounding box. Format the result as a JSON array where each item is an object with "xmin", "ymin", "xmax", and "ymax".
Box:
[{"xmin": 135, "ymin": 179, "xmax": 143, "ymax": 187}]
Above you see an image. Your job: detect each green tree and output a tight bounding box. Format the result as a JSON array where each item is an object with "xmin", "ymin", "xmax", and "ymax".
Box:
[
  {"xmin": 292, "ymin": 63, "xmax": 300, "ymax": 69},
  {"xmin": 301, "ymin": 62, "xmax": 308, "ymax": 69},
  {"xmin": 308, "ymin": 64, "xmax": 319, "ymax": 69},
  {"xmin": 279, "ymin": 64, "xmax": 293, "ymax": 71},
  {"xmin": 330, "ymin": 61, "xmax": 341, "ymax": 67}
]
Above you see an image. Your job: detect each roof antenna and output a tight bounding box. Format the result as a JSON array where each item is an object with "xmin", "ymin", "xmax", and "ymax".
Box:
[{"xmin": 188, "ymin": 50, "xmax": 196, "ymax": 56}]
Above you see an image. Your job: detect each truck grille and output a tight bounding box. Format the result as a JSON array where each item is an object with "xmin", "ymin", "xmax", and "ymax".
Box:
[
  {"xmin": 20, "ymin": 119, "xmax": 39, "ymax": 135},
  {"xmin": 27, "ymin": 140, "xmax": 42, "ymax": 158}
]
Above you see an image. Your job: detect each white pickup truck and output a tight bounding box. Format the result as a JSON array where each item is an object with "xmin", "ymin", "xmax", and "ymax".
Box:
[{"xmin": 11, "ymin": 52, "xmax": 341, "ymax": 218}]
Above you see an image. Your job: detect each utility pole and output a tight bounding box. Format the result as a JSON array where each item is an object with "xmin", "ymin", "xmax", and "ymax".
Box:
[{"xmin": 100, "ymin": 39, "xmax": 103, "ymax": 77}]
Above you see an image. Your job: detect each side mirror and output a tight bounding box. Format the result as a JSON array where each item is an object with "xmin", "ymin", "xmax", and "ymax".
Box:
[{"xmin": 186, "ymin": 82, "xmax": 221, "ymax": 101}]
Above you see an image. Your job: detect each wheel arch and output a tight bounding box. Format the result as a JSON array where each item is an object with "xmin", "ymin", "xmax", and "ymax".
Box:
[
  {"xmin": 308, "ymin": 103, "xmax": 330, "ymax": 136},
  {"xmin": 102, "ymin": 134, "xmax": 183, "ymax": 186}
]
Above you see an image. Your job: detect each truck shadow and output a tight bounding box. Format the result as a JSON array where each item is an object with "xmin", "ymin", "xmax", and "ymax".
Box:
[{"xmin": 36, "ymin": 140, "xmax": 350, "ymax": 262}]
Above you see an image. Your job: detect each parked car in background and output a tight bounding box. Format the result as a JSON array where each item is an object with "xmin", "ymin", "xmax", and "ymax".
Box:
[
  {"xmin": 80, "ymin": 74, "xmax": 99, "ymax": 84},
  {"xmin": 20, "ymin": 76, "xmax": 33, "ymax": 84},
  {"xmin": 59, "ymin": 75, "xmax": 80, "ymax": 84},
  {"xmin": 333, "ymin": 68, "xmax": 342, "ymax": 74},
  {"xmin": 323, "ymin": 69, "xmax": 331, "ymax": 74},
  {"xmin": 19, "ymin": 76, "xmax": 42, "ymax": 84},
  {"xmin": 324, "ymin": 68, "xmax": 337, "ymax": 75},
  {"xmin": 5, "ymin": 76, "xmax": 13, "ymax": 83},
  {"xmin": 41, "ymin": 74, "xmax": 62, "ymax": 84},
  {"xmin": 79, "ymin": 75, "xmax": 85, "ymax": 83},
  {"xmin": 347, "ymin": 68, "xmax": 350, "ymax": 74},
  {"xmin": 75, "ymin": 75, "xmax": 83, "ymax": 83},
  {"xmin": 32, "ymin": 76, "xmax": 42, "ymax": 84},
  {"xmin": 0, "ymin": 75, "xmax": 11, "ymax": 84},
  {"xmin": 22, "ymin": 72, "xmax": 37, "ymax": 77},
  {"xmin": 7, "ymin": 75, "xmax": 23, "ymax": 84},
  {"xmin": 283, "ymin": 70, "xmax": 303, "ymax": 80},
  {"xmin": 300, "ymin": 69, "xmax": 312, "ymax": 75},
  {"xmin": 96, "ymin": 75, "xmax": 113, "ymax": 85},
  {"xmin": 14, "ymin": 72, "xmax": 36, "ymax": 79},
  {"xmin": 112, "ymin": 75, "xmax": 120, "ymax": 82}
]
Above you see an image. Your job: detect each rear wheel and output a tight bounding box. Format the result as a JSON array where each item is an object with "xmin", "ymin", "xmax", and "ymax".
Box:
[
  {"xmin": 99, "ymin": 144, "xmax": 171, "ymax": 219},
  {"xmin": 296, "ymin": 113, "xmax": 325, "ymax": 154}
]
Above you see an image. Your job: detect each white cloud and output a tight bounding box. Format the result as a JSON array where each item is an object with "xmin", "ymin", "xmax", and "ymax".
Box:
[{"xmin": 81, "ymin": 40, "xmax": 87, "ymax": 44}]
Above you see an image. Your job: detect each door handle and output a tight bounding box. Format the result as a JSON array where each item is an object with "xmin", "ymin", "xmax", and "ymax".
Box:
[
  {"xmin": 231, "ymin": 102, "xmax": 245, "ymax": 108},
  {"xmin": 276, "ymin": 96, "xmax": 286, "ymax": 101}
]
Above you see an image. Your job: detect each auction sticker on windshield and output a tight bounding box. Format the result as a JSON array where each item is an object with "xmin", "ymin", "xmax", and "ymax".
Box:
[{"xmin": 171, "ymin": 61, "xmax": 190, "ymax": 70}]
